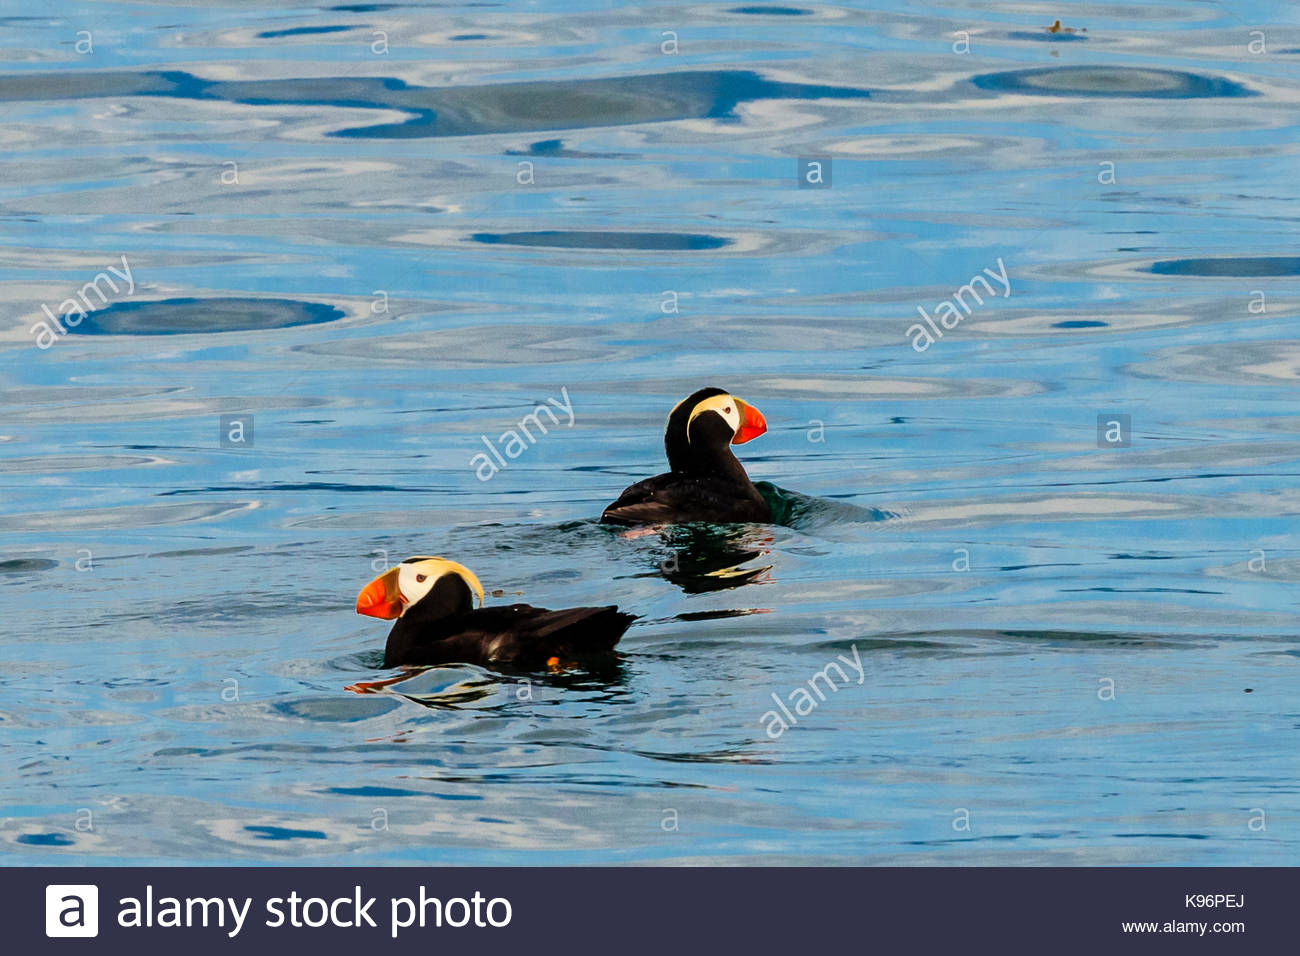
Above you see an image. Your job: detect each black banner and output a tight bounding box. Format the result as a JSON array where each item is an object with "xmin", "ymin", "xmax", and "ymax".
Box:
[{"xmin": 9, "ymin": 867, "xmax": 1291, "ymax": 952}]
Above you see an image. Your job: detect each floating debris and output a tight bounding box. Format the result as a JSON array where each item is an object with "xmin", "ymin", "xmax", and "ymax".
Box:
[{"xmin": 1047, "ymin": 19, "xmax": 1086, "ymax": 35}]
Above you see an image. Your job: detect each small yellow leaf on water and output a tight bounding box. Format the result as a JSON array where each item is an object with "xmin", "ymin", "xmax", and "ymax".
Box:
[{"xmin": 1046, "ymin": 19, "xmax": 1085, "ymax": 35}]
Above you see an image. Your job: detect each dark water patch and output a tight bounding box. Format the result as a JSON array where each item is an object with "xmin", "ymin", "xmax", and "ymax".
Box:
[
  {"xmin": 515, "ymin": 138, "xmax": 566, "ymax": 156},
  {"xmin": 630, "ymin": 747, "xmax": 775, "ymax": 765},
  {"xmin": 808, "ymin": 637, "xmax": 956, "ymax": 654},
  {"xmin": 758, "ymin": 482, "xmax": 899, "ymax": 529},
  {"xmin": 506, "ymin": 139, "xmax": 629, "ymax": 159},
  {"xmin": 65, "ymin": 297, "xmax": 344, "ymax": 336},
  {"xmin": 973, "ymin": 67, "xmax": 1254, "ymax": 99},
  {"xmin": 674, "ymin": 608, "xmax": 770, "ymax": 622},
  {"xmin": 0, "ymin": 558, "xmax": 58, "ymax": 573},
  {"xmin": 146, "ymin": 546, "xmax": 254, "ymax": 559},
  {"xmin": 997, "ymin": 628, "xmax": 1202, "ymax": 650},
  {"xmin": 450, "ymin": 34, "xmax": 489, "ymax": 41},
  {"xmin": 273, "ymin": 696, "xmax": 400, "ymax": 721},
  {"xmin": 93, "ymin": 676, "xmax": 171, "ymax": 689},
  {"xmin": 17, "ymin": 832, "xmax": 73, "ymax": 846},
  {"xmin": 729, "ymin": 5, "xmax": 812, "ymax": 13},
  {"xmin": 244, "ymin": 825, "xmax": 327, "ymax": 841},
  {"xmin": 1115, "ymin": 833, "xmax": 1210, "ymax": 840},
  {"xmin": 326, "ymin": 785, "xmax": 421, "ymax": 797},
  {"xmin": 1052, "ymin": 320, "xmax": 1108, "ymax": 328},
  {"xmin": 0, "ymin": 69, "xmax": 869, "ymax": 139},
  {"xmin": 330, "ymin": 3, "xmax": 400, "ymax": 10},
  {"xmin": 1150, "ymin": 257, "xmax": 1300, "ymax": 277},
  {"xmin": 1061, "ymin": 587, "xmax": 1223, "ymax": 595},
  {"xmin": 156, "ymin": 744, "xmax": 332, "ymax": 758},
  {"xmin": 382, "ymin": 683, "xmax": 498, "ymax": 709},
  {"xmin": 258, "ymin": 25, "xmax": 351, "ymax": 39},
  {"xmin": 808, "ymin": 631, "xmax": 1147, "ymax": 659},
  {"xmin": 160, "ymin": 481, "xmax": 425, "ymax": 496},
  {"xmin": 471, "ymin": 231, "xmax": 730, "ymax": 251},
  {"xmin": 1007, "ymin": 30, "xmax": 1087, "ymax": 42},
  {"xmin": 327, "ymin": 649, "xmax": 387, "ymax": 671}
]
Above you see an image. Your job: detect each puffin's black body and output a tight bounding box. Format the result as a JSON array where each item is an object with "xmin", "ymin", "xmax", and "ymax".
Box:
[
  {"xmin": 601, "ymin": 472, "xmax": 769, "ymax": 526},
  {"xmin": 601, "ymin": 387, "xmax": 772, "ymax": 526},
  {"xmin": 360, "ymin": 560, "xmax": 634, "ymax": 669}
]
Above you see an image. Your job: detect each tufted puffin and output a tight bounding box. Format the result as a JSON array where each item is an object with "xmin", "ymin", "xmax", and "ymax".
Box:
[
  {"xmin": 601, "ymin": 387, "xmax": 771, "ymax": 526},
  {"xmin": 356, "ymin": 556, "xmax": 634, "ymax": 668}
]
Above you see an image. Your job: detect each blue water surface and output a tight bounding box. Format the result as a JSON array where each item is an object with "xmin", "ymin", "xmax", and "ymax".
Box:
[{"xmin": 0, "ymin": 0, "xmax": 1297, "ymax": 865}]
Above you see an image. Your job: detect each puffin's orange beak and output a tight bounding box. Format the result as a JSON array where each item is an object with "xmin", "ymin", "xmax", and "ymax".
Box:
[
  {"xmin": 356, "ymin": 567, "xmax": 404, "ymax": 619},
  {"xmin": 731, "ymin": 399, "xmax": 767, "ymax": 445}
]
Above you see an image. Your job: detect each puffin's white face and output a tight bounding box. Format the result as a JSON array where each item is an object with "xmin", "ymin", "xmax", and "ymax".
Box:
[
  {"xmin": 356, "ymin": 556, "xmax": 485, "ymax": 620},
  {"xmin": 396, "ymin": 560, "xmax": 440, "ymax": 610},
  {"xmin": 683, "ymin": 393, "xmax": 767, "ymax": 446},
  {"xmin": 687, "ymin": 394, "xmax": 741, "ymax": 436}
]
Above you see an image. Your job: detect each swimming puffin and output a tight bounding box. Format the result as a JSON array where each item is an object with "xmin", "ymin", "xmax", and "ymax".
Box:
[
  {"xmin": 356, "ymin": 556, "xmax": 635, "ymax": 668},
  {"xmin": 600, "ymin": 387, "xmax": 770, "ymax": 526}
]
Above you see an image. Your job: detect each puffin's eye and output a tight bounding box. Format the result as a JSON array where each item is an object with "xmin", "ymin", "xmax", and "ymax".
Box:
[
  {"xmin": 724, "ymin": 406, "xmax": 732, "ymax": 414},
  {"xmin": 415, "ymin": 574, "xmax": 427, "ymax": 583}
]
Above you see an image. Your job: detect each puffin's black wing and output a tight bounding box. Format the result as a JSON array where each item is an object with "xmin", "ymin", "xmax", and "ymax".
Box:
[
  {"xmin": 601, "ymin": 473, "xmax": 770, "ymax": 526},
  {"xmin": 384, "ymin": 604, "xmax": 634, "ymax": 668}
]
